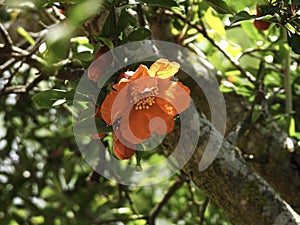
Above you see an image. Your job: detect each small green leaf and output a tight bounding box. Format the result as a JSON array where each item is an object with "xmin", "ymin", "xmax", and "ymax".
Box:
[
  {"xmin": 287, "ymin": 31, "xmax": 300, "ymax": 54},
  {"xmin": 32, "ymin": 90, "xmax": 67, "ymax": 109},
  {"xmin": 135, "ymin": 144, "xmax": 144, "ymax": 170},
  {"xmin": 138, "ymin": 0, "xmax": 179, "ymax": 7},
  {"xmin": 97, "ymin": 37, "xmax": 114, "ymax": 50},
  {"xmin": 126, "ymin": 28, "xmax": 152, "ymax": 41},
  {"xmin": 45, "ymin": 25, "xmax": 71, "ymax": 63},
  {"xmin": 205, "ymin": 0, "xmax": 234, "ymax": 14},
  {"xmin": 289, "ymin": 117, "xmax": 296, "ymax": 137},
  {"xmin": 204, "ymin": 8, "xmax": 226, "ymax": 36},
  {"xmin": 101, "ymin": 13, "xmax": 116, "ymax": 38},
  {"xmin": 229, "ymin": 11, "xmax": 255, "ymax": 25},
  {"xmin": 74, "ymin": 51, "xmax": 94, "ymax": 62},
  {"xmin": 116, "ymin": 9, "xmax": 137, "ymax": 35}
]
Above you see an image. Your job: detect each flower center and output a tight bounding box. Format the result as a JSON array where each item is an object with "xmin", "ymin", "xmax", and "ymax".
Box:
[{"xmin": 130, "ymin": 85, "xmax": 158, "ymax": 110}]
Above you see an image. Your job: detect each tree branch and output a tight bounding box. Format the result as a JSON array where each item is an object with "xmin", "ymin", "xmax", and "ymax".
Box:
[
  {"xmin": 164, "ymin": 116, "xmax": 300, "ymax": 225},
  {"xmin": 0, "ymin": 23, "xmax": 13, "ymax": 50}
]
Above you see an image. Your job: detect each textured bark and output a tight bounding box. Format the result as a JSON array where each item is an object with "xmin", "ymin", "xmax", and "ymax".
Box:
[{"xmin": 164, "ymin": 115, "xmax": 300, "ymax": 225}]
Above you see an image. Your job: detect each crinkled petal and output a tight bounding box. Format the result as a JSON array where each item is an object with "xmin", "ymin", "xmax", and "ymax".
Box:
[
  {"xmin": 157, "ymin": 79, "xmax": 190, "ymax": 115},
  {"xmin": 149, "ymin": 59, "xmax": 180, "ymax": 79},
  {"xmin": 113, "ymin": 131, "xmax": 135, "ymax": 160},
  {"xmin": 131, "ymin": 65, "xmax": 150, "ymax": 80}
]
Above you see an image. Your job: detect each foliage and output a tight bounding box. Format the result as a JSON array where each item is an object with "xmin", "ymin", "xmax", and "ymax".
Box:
[{"xmin": 0, "ymin": 0, "xmax": 300, "ymax": 224}]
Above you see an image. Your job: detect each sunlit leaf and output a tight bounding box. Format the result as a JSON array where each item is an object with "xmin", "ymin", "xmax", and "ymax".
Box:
[
  {"xmin": 204, "ymin": 8, "xmax": 226, "ymax": 37},
  {"xmin": 32, "ymin": 90, "xmax": 68, "ymax": 109},
  {"xmin": 205, "ymin": 0, "xmax": 234, "ymax": 14}
]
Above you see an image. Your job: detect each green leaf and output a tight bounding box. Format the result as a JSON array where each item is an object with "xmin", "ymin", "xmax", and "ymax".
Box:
[
  {"xmin": 205, "ymin": 0, "xmax": 234, "ymax": 14},
  {"xmin": 289, "ymin": 117, "xmax": 296, "ymax": 136},
  {"xmin": 74, "ymin": 51, "xmax": 94, "ymax": 62},
  {"xmin": 116, "ymin": 9, "xmax": 137, "ymax": 35},
  {"xmin": 101, "ymin": 13, "xmax": 116, "ymax": 38},
  {"xmin": 45, "ymin": 24, "xmax": 71, "ymax": 63},
  {"xmin": 287, "ymin": 31, "xmax": 300, "ymax": 54},
  {"xmin": 204, "ymin": 8, "xmax": 226, "ymax": 36},
  {"xmin": 66, "ymin": 0, "xmax": 105, "ymax": 26},
  {"xmin": 126, "ymin": 28, "xmax": 152, "ymax": 41},
  {"xmin": 258, "ymin": 5, "xmax": 276, "ymax": 16},
  {"xmin": 97, "ymin": 37, "xmax": 114, "ymax": 50},
  {"xmin": 138, "ymin": 0, "xmax": 179, "ymax": 7},
  {"xmin": 229, "ymin": 11, "xmax": 255, "ymax": 25},
  {"xmin": 73, "ymin": 117, "xmax": 112, "ymax": 134},
  {"xmin": 74, "ymin": 51, "xmax": 94, "ymax": 69},
  {"xmin": 32, "ymin": 90, "xmax": 67, "ymax": 109}
]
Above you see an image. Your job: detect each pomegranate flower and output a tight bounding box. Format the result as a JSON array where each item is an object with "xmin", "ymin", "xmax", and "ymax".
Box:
[{"xmin": 100, "ymin": 59, "xmax": 190, "ymax": 159}]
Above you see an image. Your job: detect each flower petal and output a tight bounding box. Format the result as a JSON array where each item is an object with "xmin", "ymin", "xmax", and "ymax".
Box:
[
  {"xmin": 120, "ymin": 108, "xmax": 151, "ymax": 144},
  {"xmin": 131, "ymin": 65, "xmax": 150, "ymax": 80},
  {"xmin": 113, "ymin": 131, "xmax": 135, "ymax": 160},
  {"xmin": 145, "ymin": 104, "xmax": 174, "ymax": 135},
  {"xmin": 129, "ymin": 77, "xmax": 158, "ymax": 95},
  {"xmin": 149, "ymin": 59, "xmax": 180, "ymax": 79},
  {"xmin": 155, "ymin": 98, "xmax": 178, "ymax": 117},
  {"xmin": 101, "ymin": 88, "xmax": 128, "ymax": 125},
  {"xmin": 157, "ymin": 79, "xmax": 190, "ymax": 115}
]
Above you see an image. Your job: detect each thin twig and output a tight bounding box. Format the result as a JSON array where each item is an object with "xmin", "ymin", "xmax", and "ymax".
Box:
[
  {"xmin": 123, "ymin": 188, "xmax": 139, "ymax": 215},
  {"xmin": 0, "ymin": 23, "xmax": 13, "ymax": 50},
  {"xmin": 0, "ymin": 74, "xmax": 44, "ymax": 95},
  {"xmin": 199, "ymin": 197, "xmax": 209, "ymax": 225},
  {"xmin": 148, "ymin": 176, "xmax": 186, "ymax": 225},
  {"xmin": 1, "ymin": 61, "xmax": 24, "ymax": 94},
  {"xmin": 165, "ymin": 10, "xmax": 256, "ymax": 84}
]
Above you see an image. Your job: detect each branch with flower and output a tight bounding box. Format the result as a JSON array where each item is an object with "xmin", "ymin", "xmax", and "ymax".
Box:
[{"xmin": 88, "ymin": 57, "xmax": 191, "ymax": 161}]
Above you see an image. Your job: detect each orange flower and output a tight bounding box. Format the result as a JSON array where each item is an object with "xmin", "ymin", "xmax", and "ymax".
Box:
[
  {"xmin": 101, "ymin": 59, "xmax": 191, "ymax": 147},
  {"xmin": 113, "ymin": 129, "xmax": 135, "ymax": 160},
  {"xmin": 90, "ymin": 107, "xmax": 135, "ymax": 160}
]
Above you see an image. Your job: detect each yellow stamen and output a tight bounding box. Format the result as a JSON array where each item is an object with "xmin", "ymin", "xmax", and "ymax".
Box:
[{"xmin": 130, "ymin": 85, "xmax": 158, "ymax": 111}]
